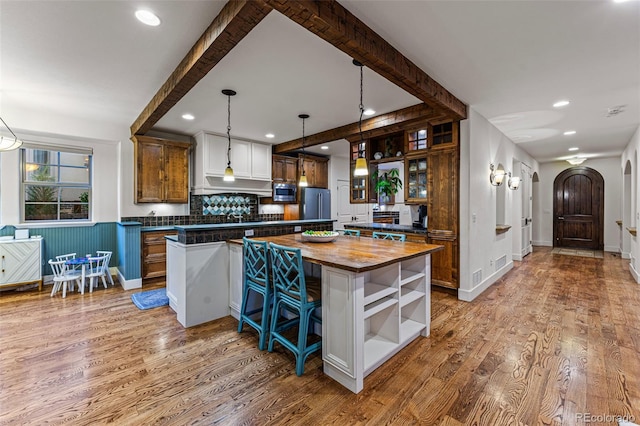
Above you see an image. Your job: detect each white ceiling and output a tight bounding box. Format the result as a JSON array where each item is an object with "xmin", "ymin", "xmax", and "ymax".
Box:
[{"xmin": 1, "ymin": 1, "xmax": 639, "ymax": 163}]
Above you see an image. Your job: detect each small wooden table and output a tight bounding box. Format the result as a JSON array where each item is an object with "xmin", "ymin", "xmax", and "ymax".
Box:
[{"xmin": 229, "ymin": 234, "xmax": 442, "ymax": 393}]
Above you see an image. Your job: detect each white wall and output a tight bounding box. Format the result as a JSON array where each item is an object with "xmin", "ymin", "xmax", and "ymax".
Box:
[
  {"xmin": 533, "ymin": 157, "xmax": 622, "ymax": 252},
  {"xmin": 459, "ymin": 108, "xmax": 539, "ymax": 301},
  {"xmin": 621, "ymin": 125, "xmax": 640, "ymax": 282}
]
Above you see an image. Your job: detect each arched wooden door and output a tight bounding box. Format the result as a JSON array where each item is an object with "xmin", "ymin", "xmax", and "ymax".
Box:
[{"xmin": 553, "ymin": 166, "xmax": 604, "ymax": 250}]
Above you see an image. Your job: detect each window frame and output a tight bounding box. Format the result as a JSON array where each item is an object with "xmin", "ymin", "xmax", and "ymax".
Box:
[{"xmin": 20, "ymin": 145, "xmax": 93, "ymax": 223}]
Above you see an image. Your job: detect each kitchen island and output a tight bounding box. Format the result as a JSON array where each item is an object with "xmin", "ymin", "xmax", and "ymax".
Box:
[
  {"xmin": 165, "ymin": 219, "xmax": 333, "ymax": 328},
  {"xmin": 228, "ymin": 233, "xmax": 442, "ymax": 393}
]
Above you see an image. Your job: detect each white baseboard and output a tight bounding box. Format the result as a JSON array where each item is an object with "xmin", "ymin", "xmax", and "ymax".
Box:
[
  {"xmin": 117, "ymin": 269, "xmax": 142, "ymax": 290},
  {"xmin": 458, "ymin": 261, "xmax": 513, "ymax": 302},
  {"xmin": 512, "ymin": 253, "xmax": 523, "ymax": 261},
  {"xmin": 630, "ymin": 262, "xmax": 640, "ymax": 284},
  {"xmin": 533, "ymin": 240, "xmax": 552, "ymax": 247},
  {"xmin": 604, "ymin": 245, "xmax": 619, "ymax": 253},
  {"xmin": 622, "ymin": 251, "xmax": 631, "ymax": 259}
]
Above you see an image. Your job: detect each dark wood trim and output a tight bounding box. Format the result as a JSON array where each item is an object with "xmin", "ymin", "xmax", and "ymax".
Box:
[
  {"xmin": 274, "ymin": 103, "xmax": 441, "ymax": 154},
  {"xmin": 264, "ymin": 0, "xmax": 467, "ymax": 120},
  {"xmin": 130, "ymin": 0, "xmax": 272, "ymax": 136}
]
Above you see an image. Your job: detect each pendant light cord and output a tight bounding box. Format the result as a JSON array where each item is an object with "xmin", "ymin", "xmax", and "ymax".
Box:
[
  {"xmin": 358, "ymin": 64, "xmax": 365, "ymax": 158},
  {"xmin": 226, "ymin": 94, "xmax": 232, "ymax": 168},
  {"xmin": 301, "ymin": 116, "xmax": 306, "ymax": 175}
]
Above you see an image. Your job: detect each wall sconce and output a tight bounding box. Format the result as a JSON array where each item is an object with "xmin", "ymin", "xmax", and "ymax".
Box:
[
  {"xmin": 489, "ymin": 164, "xmax": 506, "ymax": 186},
  {"xmin": 507, "ymin": 172, "xmax": 521, "ymax": 190}
]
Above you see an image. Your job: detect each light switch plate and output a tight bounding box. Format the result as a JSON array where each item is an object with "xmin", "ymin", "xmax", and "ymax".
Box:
[
  {"xmin": 294, "ymin": 226, "xmax": 302, "ymax": 232},
  {"xmin": 244, "ymin": 229, "xmax": 254, "ymax": 237}
]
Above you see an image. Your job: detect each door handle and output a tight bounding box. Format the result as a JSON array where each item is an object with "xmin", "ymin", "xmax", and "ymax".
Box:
[{"xmin": 558, "ymin": 217, "xmax": 564, "ymax": 220}]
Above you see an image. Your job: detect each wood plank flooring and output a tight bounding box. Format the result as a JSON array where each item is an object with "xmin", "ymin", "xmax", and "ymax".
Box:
[{"xmin": 1, "ymin": 247, "xmax": 639, "ymax": 425}]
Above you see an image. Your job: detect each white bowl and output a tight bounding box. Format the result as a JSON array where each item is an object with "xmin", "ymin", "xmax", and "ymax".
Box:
[{"xmin": 301, "ymin": 231, "xmax": 339, "ymax": 243}]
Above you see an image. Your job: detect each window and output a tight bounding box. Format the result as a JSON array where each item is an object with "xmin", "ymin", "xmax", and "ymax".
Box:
[{"xmin": 21, "ymin": 147, "xmax": 92, "ymax": 221}]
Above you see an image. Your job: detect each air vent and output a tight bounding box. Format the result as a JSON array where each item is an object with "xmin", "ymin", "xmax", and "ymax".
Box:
[
  {"xmin": 472, "ymin": 269, "xmax": 482, "ymax": 286},
  {"xmin": 496, "ymin": 255, "xmax": 507, "ymax": 270}
]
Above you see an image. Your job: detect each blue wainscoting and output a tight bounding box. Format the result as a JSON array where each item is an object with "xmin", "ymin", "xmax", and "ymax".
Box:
[
  {"xmin": 117, "ymin": 222, "xmax": 142, "ymax": 285},
  {"xmin": 0, "ymin": 223, "xmax": 120, "ymax": 277}
]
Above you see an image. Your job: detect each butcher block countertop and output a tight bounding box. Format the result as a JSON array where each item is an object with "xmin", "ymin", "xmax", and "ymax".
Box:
[{"xmin": 228, "ymin": 233, "xmax": 443, "ymax": 273}]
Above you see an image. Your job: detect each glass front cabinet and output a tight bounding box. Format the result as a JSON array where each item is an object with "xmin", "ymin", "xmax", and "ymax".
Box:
[
  {"xmin": 350, "ymin": 140, "xmax": 368, "ymax": 203},
  {"xmin": 405, "ymin": 154, "xmax": 428, "ymax": 203}
]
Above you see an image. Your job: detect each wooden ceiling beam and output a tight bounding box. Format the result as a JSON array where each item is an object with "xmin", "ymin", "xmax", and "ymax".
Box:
[
  {"xmin": 273, "ymin": 103, "xmax": 444, "ymax": 153},
  {"xmin": 130, "ymin": 0, "xmax": 272, "ymax": 137},
  {"xmin": 264, "ymin": 0, "xmax": 467, "ymax": 121}
]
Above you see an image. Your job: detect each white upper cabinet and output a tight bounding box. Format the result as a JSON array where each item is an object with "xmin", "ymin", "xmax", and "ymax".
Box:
[{"xmin": 193, "ymin": 131, "xmax": 272, "ymax": 196}]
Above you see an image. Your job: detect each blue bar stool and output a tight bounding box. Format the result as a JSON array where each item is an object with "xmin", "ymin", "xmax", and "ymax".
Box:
[
  {"xmin": 372, "ymin": 231, "xmax": 406, "ymax": 241},
  {"xmin": 343, "ymin": 229, "xmax": 360, "ymax": 236},
  {"xmin": 268, "ymin": 242, "xmax": 322, "ymax": 376},
  {"xmin": 237, "ymin": 238, "xmax": 271, "ymax": 350}
]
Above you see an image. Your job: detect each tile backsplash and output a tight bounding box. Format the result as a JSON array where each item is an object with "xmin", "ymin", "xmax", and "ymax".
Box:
[{"xmin": 122, "ymin": 193, "xmax": 284, "ymax": 227}]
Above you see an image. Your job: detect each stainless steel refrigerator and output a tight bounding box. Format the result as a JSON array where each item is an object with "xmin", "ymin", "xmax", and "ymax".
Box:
[{"xmin": 300, "ymin": 188, "xmax": 331, "ymax": 220}]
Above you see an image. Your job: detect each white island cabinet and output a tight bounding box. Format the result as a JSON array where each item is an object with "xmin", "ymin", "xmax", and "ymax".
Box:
[
  {"xmin": 192, "ymin": 131, "xmax": 272, "ymax": 196},
  {"xmin": 166, "ymin": 238, "xmax": 230, "ymax": 328},
  {"xmin": 227, "ymin": 234, "xmax": 440, "ymax": 394},
  {"xmin": 0, "ymin": 237, "xmax": 43, "ymax": 291}
]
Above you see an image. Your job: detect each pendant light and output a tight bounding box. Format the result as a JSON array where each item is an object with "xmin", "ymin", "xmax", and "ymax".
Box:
[
  {"xmin": 0, "ymin": 116, "xmax": 24, "ymax": 151},
  {"xmin": 298, "ymin": 113, "xmax": 309, "ymax": 187},
  {"xmin": 222, "ymin": 89, "xmax": 236, "ymax": 182},
  {"xmin": 353, "ymin": 59, "xmax": 368, "ymax": 177}
]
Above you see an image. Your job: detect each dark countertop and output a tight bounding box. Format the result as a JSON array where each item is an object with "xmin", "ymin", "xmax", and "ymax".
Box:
[
  {"xmin": 173, "ymin": 219, "xmax": 334, "ymax": 232},
  {"xmin": 141, "ymin": 226, "xmax": 177, "ymax": 232},
  {"xmin": 344, "ymin": 222, "xmax": 428, "ymax": 235}
]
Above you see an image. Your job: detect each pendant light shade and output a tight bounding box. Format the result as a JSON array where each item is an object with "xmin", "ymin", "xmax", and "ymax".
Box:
[
  {"xmin": 222, "ymin": 89, "xmax": 236, "ymax": 182},
  {"xmin": 353, "ymin": 59, "xmax": 368, "ymax": 177},
  {"xmin": 0, "ymin": 117, "xmax": 23, "ymax": 151},
  {"xmin": 354, "ymin": 158, "xmax": 368, "ymax": 176},
  {"xmin": 298, "ymin": 114, "xmax": 309, "ymax": 187}
]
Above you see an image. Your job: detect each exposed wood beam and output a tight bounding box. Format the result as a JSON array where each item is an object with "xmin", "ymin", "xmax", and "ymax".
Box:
[
  {"xmin": 130, "ymin": 0, "xmax": 272, "ymax": 137},
  {"xmin": 264, "ymin": 0, "xmax": 467, "ymax": 121},
  {"xmin": 273, "ymin": 103, "xmax": 445, "ymax": 153}
]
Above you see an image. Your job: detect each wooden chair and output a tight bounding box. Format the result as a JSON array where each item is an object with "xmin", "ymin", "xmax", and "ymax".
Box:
[
  {"xmin": 237, "ymin": 238, "xmax": 271, "ymax": 350},
  {"xmin": 96, "ymin": 250, "xmax": 114, "ymax": 286},
  {"xmin": 268, "ymin": 242, "xmax": 322, "ymax": 376},
  {"xmin": 372, "ymin": 231, "xmax": 406, "ymax": 241},
  {"xmin": 342, "ymin": 229, "xmax": 360, "ymax": 236},
  {"xmin": 49, "ymin": 259, "xmax": 81, "ymax": 298}
]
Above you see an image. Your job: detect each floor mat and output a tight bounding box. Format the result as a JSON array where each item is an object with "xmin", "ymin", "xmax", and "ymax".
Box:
[
  {"xmin": 131, "ymin": 288, "xmax": 169, "ymax": 310},
  {"xmin": 551, "ymin": 247, "xmax": 604, "ymax": 259}
]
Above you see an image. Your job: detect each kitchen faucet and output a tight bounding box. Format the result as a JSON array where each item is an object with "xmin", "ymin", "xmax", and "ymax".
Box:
[{"xmin": 227, "ymin": 213, "xmax": 244, "ymax": 223}]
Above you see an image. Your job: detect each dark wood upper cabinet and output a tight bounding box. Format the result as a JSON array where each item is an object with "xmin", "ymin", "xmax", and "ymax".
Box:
[
  {"xmin": 298, "ymin": 154, "xmax": 329, "ymax": 189},
  {"xmin": 134, "ymin": 135, "xmax": 190, "ymax": 204},
  {"xmin": 272, "ymin": 154, "xmax": 298, "ymax": 184}
]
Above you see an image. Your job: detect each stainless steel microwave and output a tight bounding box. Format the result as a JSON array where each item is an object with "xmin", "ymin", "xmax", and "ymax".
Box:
[{"xmin": 273, "ymin": 183, "xmax": 297, "ymax": 202}]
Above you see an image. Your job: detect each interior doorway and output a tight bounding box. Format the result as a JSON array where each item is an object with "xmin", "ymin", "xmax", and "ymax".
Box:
[{"xmin": 553, "ymin": 166, "xmax": 604, "ymax": 250}]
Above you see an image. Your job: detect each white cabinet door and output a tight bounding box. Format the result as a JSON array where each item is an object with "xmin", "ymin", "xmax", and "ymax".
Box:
[
  {"xmin": 230, "ymin": 139, "xmax": 251, "ymax": 179},
  {"xmin": 204, "ymin": 133, "xmax": 250, "ymax": 178},
  {"xmin": 251, "ymin": 143, "xmax": 272, "ymax": 180},
  {"xmin": 0, "ymin": 239, "xmax": 41, "ymax": 286}
]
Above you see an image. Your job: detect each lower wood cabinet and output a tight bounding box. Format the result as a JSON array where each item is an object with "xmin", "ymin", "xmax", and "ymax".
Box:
[
  {"xmin": 142, "ymin": 231, "xmax": 176, "ymax": 279},
  {"xmin": 0, "ymin": 238, "xmax": 43, "ymax": 290},
  {"xmin": 427, "ymin": 235, "xmax": 458, "ymax": 290}
]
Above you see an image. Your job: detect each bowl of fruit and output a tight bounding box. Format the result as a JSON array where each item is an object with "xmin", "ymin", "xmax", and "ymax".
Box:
[{"xmin": 301, "ymin": 230, "xmax": 340, "ymax": 243}]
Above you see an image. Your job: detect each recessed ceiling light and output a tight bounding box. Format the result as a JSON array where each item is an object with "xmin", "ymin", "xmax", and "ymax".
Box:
[
  {"xmin": 320, "ymin": 146, "xmax": 329, "ymax": 150},
  {"xmin": 265, "ymin": 133, "xmax": 275, "ymax": 139},
  {"xmin": 363, "ymin": 109, "xmax": 375, "ymax": 116},
  {"xmin": 135, "ymin": 10, "xmax": 161, "ymax": 26},
  {"xmin": 553, "ymin": 100, "xmax": 570, "ymax": 108},
  {"xmin": 568, "ymin": 147, "xmax": 579, "ymax": 151},
  {"xmin": 613, "ymin": 0, "xmax": 630, "ymax": 3},
  {"xmin": 563, "ymin": 130, "xmax": 577, "ymax": 136},
  {"xmin": 182, "ymin": 113, "xmax": 195, "ymax": 120}
]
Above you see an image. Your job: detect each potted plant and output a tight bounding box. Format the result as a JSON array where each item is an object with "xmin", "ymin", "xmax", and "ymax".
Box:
[{"xmin": 373, "ymin": 168, "xmax": 403, "ymax": 205}]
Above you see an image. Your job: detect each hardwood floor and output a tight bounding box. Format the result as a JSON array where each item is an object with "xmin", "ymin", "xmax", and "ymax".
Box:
[{"xmin": 1, "ymin": 247, "xmax": 639, "ymax": 425}]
